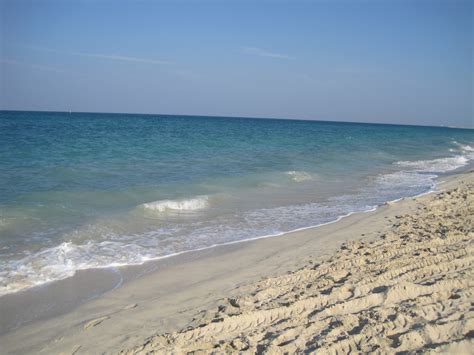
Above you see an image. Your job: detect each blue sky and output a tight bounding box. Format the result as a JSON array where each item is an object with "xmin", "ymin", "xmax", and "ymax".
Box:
[{"xmin": 1, "ymin": 0, "xmax": 472, "ymax": 127}]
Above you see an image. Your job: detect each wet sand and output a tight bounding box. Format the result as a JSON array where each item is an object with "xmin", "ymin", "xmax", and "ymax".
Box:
[{"xmin": 1, "ymin": 171, "xmax": 472, "ymax": 354}]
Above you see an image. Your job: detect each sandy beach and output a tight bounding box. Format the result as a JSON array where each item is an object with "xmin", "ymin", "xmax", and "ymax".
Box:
[
  {"xmin": 1, "ymin": 171, "xmax": 472, "ymax": 354},
  {"xmin": 123, "ymin": 172, "xmax": 473, "ymax": 354},
  {"xmin": 2, "ymin": 0, "xmax": 472, "ymax": 352}
]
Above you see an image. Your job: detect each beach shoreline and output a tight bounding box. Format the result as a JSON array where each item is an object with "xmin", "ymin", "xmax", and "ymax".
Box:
[{"xmin": 0, "ymin": 170, "xmax": 472, "ymax": 354}]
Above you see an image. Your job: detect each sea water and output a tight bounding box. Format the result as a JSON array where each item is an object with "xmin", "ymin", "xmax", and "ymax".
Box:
[{"xmin": 1, "ymin": 111, "xmax": 473, "ymax": 296}]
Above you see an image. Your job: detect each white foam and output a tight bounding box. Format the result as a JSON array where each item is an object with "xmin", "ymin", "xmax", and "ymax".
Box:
[
  {"xmin": 458, "ymin": 143, "xmax": 474, "ymax": 160},
  {"xmin": 395, "ymin": 140, "xmax": 474, "ymax": 174},
  {"xmin": 141, "ymin": 196, "xmax": 209, "ymax": 212},
  {"xmin": 450, "ymin": 141, "xmax": 474, "ymax": 157},
  {"xmin": 285, "ymin": 170, "xmax": 313, "ymax": 182},
  {"xmin": 0, "ymin": 202, "xmax": 380, "ymax": 297},
  {"xmin": 376, "ymin": 170, "xmax": 437, "ymax": 189},
  {"xmin": 395, "ymin": 155, "xmax": 468, "ymax": 173},
  {"xmin": 455, "ymin": 141, "xmax": 474, "ymax": 152},
  {"xmin": 0, "ymin": 240, "xmax": 153, "ymax": 296},
  {"xmin": 3, "ymin": 145, "xmax": 473, "ymax": 298}
]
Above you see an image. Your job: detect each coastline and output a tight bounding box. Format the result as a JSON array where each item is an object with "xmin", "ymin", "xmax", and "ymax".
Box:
[{"xmin": 0, "ymin": 170, "xmax": 472, "ymax": 354}]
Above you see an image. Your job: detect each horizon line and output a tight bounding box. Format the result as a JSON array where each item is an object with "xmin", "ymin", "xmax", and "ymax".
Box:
[{"xmin": 0, "ymin": 108, "xmax": 472, "ymax": 130}]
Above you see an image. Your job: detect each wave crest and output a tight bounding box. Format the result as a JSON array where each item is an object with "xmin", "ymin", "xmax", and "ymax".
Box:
[
  {"xmin": 141, "ymin": 196, "xmax": 209, "ymax": 212},
  {"xmin": 395, "ymin": 156, "xmax": 468, "ymax": 173}
]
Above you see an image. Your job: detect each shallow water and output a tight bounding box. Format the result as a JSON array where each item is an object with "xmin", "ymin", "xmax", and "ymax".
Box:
[{"xmin": 1, "ymin": 111, "xmax": 473, "ymax": 296}]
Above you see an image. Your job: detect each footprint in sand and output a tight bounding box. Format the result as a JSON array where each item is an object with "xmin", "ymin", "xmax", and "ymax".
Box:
[
  {"xmin": 58, "ymin": 344, "xmax": 81, "ymax": 355},
  {"xmin": 83, "ymin": 316, "xmax": 110, "ymax": 330},
  {"xmin": 123, "ymin": 303, "xmax": 138, "ymax": 310}
]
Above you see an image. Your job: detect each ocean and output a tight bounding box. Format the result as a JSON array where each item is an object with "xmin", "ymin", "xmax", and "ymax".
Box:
[{"xmin": 1, "ymin": 111, "xmax": 473, "ymax": 296}]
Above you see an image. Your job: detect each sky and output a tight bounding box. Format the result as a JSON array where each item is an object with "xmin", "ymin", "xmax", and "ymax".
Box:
[{"xmin": 1, "ymin": 0, "xmax": 473, "ymax": 127}]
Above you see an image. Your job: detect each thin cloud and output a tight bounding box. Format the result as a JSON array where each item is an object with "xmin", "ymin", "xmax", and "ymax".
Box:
[
  {"xmin": 1, "ymin": 58, "xmax": 70, "ymax": 74},
  {"xmin": 15, "ymin": 44, "xmax": 171, "ymax": 65},
  {"xmin": 241, "ymin": 46, "xmax": 294, "ymax": 59},
  {"xmin": 71, "ymin": 52, "xmax": 172, "ymax": 65}
]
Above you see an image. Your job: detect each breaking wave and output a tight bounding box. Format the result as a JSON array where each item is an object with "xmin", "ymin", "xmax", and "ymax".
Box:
[
  {"xmin": 1, "ymin": 142, "xmax": 473, "ymax": 297},
  {"xmin": 395, "ymin": 143, "xmax": 473, "ymax": 174},
  {"xmin": 141, "ymin": 196, "xmax": 209, "ymax": 212}
]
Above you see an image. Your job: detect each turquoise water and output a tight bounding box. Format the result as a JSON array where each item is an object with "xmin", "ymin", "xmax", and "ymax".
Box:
[{"xmin": 1, "ymin": 111, "xmax": 473, "ymax": 295}]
